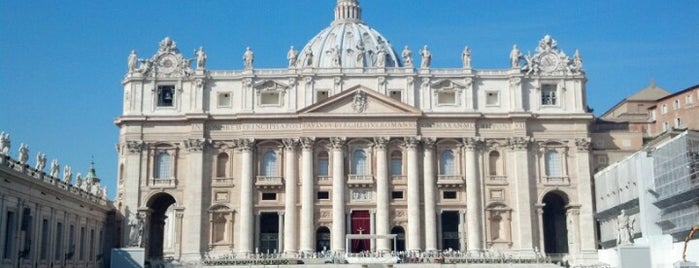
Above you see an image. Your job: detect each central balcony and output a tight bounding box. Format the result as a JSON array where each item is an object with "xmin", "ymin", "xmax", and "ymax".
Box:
[
  {"xmin": 255, "ymin": 176, "xmax": 284, "ymax": 189},
  {"xmin": 347, "ymin": 174, "xmax": 374, "ymax": 188},
  {"xmin": 437, "ymin": 175, "xmax": 464, "ymax": 188}
]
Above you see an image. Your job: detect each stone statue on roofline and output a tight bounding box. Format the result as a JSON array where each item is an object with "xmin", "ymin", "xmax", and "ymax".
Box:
[
  {"xmin": 510, "ymin": 44, "xmax": 522, "ymax": 68},
  {"xmin": 35, "ymin": 152, "xmax": 46, "ymax": 171},
  {"xmin": 287, "ymin": 46, "xmax": 298, "ymax": 67},
  {"xmin": 75, "ymin": 173, "xmax": 83, "ymax": 188},
  {"xmin": 128, "ymin": 50, "xmax": 138, "ymax": 72},
  {"xmin": 376, "ymin": 46, "xmax": 386, "ymax": 67},
  {"xmin": 420, "ymin": 45, "xmax": 431, "ymax": 68},
  {"xmin": 0, "ymin": 132, "xmax": 9, "ymax": 156},
  {"xmin": 402, "ymin": 45, "xmax": 413, "ymax": 67},
  {"xmin": 50, "ymin": 159, "xmax": 59, "ymax": 178},
  {"xmin": 196, "ymin": 46, "xmax": 207, "ymax": 69},
  {"xmin": 462, "ymin": 46, "xmax": 471, "ymax": 69},
  {"xmin": 63, "ymin": 165, "xmax": 72, "ymax": 184},
  {"xmin": 18, "ymin": 143, "xmax": 29, "ymax": 165},
  {"xmin": 243, "ymin": 46, "xmax": 254, "ymax": 69}
]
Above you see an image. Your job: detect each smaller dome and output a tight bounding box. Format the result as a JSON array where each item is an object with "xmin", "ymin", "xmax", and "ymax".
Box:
[{"xmin": 295, "ymin": 0, "xmax": 401, "ymax": 69}]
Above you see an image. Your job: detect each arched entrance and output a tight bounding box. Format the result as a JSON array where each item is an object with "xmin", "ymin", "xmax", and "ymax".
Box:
[
  {"xmin": 146, "ymin": 193, "xmax": 176, "ymax": 260},
  {"xmin": 390, "ymin": 226, "xmax": 405, "ymax": 252},
  {"xmin": 316, "ymin": 227, "xmax": 330, "ymax": 252},
  {"xmin": 542, "ymin": 191, "xmax": 568, "ymax": 254}
]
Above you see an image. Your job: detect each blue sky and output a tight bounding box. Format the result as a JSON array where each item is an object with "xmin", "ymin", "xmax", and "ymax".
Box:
[{"xmin": 1, "ymin": 0, "xmax": 697, "ymax": 198}]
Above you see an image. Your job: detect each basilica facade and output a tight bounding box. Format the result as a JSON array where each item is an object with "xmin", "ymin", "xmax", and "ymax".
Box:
[{"xmin": 115, "ymin": 0, "xmax": 597, "ymax": 265}]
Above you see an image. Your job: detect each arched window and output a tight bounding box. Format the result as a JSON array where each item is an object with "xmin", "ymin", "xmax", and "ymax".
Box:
[
  {"xmin": 155, "ymin": 152, "xmax": 171, "ymax": 179},
  {"xmin": 261, "ymin": 150, "xmax": 278, "ymax": 177},
  {"xmin": 317, "ymin": 151, "xmax": 329, "ymax": 177},
  {"xmin": 390, "ymin": 151, "xmax": 402, "ymax": 176},
  {"xmin": 216, "ymin": 153, "xmax": 229, "ymax": 178},
  {"xmin": 545, "ymin": 149, "xmax": 562, "ymax": 177},
  {"xmin": 489, "ymin": 151, "xmax": 500, "ymax": 176},
  {"xmin": 440, "ymin": 150, "xmax": 455, "ymax": 175},
  {"xmin": 351, "ymin": 149, "xmax": 367, "ymax": 175}
]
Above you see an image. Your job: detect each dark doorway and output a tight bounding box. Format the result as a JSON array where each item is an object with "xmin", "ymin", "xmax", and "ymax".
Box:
[
  {"xmin": 390, "ymin": 226, "xmax": 405, "ymax": 252},
  {"xmin": 146, "ymin": 193, "xmax": 176, "ymax": 260},
  {"xmin": 441, "ymin": 211, "xmax": 460, "ymax": 250},
  {"xmin": 543, "ymin": 192, "xmax": 569, "ymax": 254},
  {"xmin": 259, "ymin": 213, "xmax": 279, "ymax": 254},
  {"xmin": 350, "ymin": 210, "xmax": 370, "ymax": 253},
  {"xmin": 316, "ymin": 227, "xmax": 330, "ymax": 252}
]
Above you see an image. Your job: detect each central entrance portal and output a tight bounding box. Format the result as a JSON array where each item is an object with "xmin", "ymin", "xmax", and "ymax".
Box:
[
  {"xmin": 259, "ymin": 212, "xmax": 279, "ymax": 253},
  {"xmin": 350, "ymin": 210, "xmax": 370, "ymax": 253}
]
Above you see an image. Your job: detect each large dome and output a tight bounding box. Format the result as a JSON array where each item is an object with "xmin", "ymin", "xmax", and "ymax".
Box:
[{"xmin": 295, "ymin": 0, "xmax": 401, "ymax": 69}]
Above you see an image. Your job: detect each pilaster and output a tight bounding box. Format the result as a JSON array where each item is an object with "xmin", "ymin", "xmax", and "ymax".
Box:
[
  {"xmin": 181, "ymin": 138, "xmax": 207, "ymax": 260},
  {"xmin": 507, "ymin": 136, "xmax": 535, "ymax": 251}
]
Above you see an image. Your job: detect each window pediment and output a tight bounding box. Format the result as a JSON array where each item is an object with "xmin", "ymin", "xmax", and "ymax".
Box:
[
  {"xmin": 431, "ymin": 80, "xmax": 466, "ymax": 92},
  {"xmin": 254, "ymin": 80, "xmax": 289, "ymax": 93}
]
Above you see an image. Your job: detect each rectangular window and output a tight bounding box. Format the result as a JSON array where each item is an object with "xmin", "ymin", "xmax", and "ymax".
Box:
[
  {"xmin": 674, "ymin": 99, "xmax": 680, "ymax": 109},
  {"xmin": 389, "ymin": 90, "xmax": 402, "ymax": 101},
  {"xmin": 391, "ymin": 191, "xmax": 404, "ymax": 200},
  {"xmin": 486, "ymin": 91, "xmax": 499, "ymax": 106},
  {"xmin": 662, "ymin": 104, "xmax": 668, "ymax": 114},
  {"xmin": 260, "ymin": 92, "xmax": 280, "ymax": 105},
  {"xmin": 437, "ymin": 91, "xmax": 457, "ymax": 105},
  {"xmin": 687, "ymin": 95, "xmax": 694, "ymax": 105},
  {"xmin": 79, "ymin": 227, "xmax": 85, "ymax": 260},
  {"xmin": 40, "ymin": 219, "xmax": 49, "ymax": 259},
  {"xmin": 157, "ymin": 85, "xmax": 175, "ymax": 107},
  {"xmin": 317, "ymin": 191, "xmax": 329, "ymax": 200},
  {"xmin": 443, "ymin": 191, "xmax": 457, "ymax": 200},
  {"xmin": 663, "ymin": 121, "xmax": 669, "ymax": 132},
  {"xmin": 676, "ymin": 118, "xmax": 682, "ymax": 128},
  {"xmin": 317, "ymin": 158, "xmax": 329, "ymax": 177},
  {"xmin": 541, "ymin": 84, "xmax": 557, "ymax": 105},
  {"xmin": 261, "ymin": 192, "xmax": 277, "ymax": 201},
  {"xmin": 3, "ymin": 211, "xmax": 15, "ymax": 259},
  {"xmin": 651, "ymin": 110, "xmax": 656, "ymax": 120},
  {"xmin": 217, "ymin": 92, "xmax": 231, "ymax": 107},
  {"xmin": 54, "ymin": 222, "xmax": 63, "ymax": 260},
  {"xmin": 316, "ymin": 90, "xmax": 329, "ymax": 102}
]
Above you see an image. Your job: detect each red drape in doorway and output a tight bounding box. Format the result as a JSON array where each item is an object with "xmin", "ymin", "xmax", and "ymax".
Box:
[{"xmin": 351, "ymin": 210, "xmax": 371, "ymax": 252}]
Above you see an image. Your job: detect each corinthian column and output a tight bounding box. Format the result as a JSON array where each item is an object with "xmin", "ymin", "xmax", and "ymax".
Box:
[
  {"xmin": 330, "ymin": 137, "xmax": 346, "ymax": 253},
  {"xmin": 237, "ymin": 138, "xmax": 255, "ymax": 255},
  {"xmin": 405, "ymin": 136, "xmax": 422, "ymax": 251},
  {"xmin": 299, "ymin": 137, "xmax": 315, "ymax": 253},
  {"xmin": 181, "ymin": 138, "xmax": 207, "ymax": 260},
  {"xmin": 373, "ymin": 137, "xmax": 390, "ymax": 252},
  {"xmin": 508, "ymin": 136, "xmax": 534, "ymax": 251},
  {"xmin": 423, "ymin": 138, "xmax": 437, "ymax": 252},
  {"xmin": 282, "ymin": 139, "xmax": 298, "ymax": 254},
  {"xmin": 573, "ymin": 138, "xmax": 596, "ymax": 261},
  {"xmin": 464, "ymin": 137, "xmax": 483, "ymax": 252}
]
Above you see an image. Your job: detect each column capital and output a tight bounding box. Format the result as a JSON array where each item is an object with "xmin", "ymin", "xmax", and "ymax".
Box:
[
  {"xmin": 330, "ymin": 137, "xmax": 346, "ymax": 149},
  {"xmin": 299, "ymin": 137, "xmax": 316, "ymax": 150},
  {"xmin": 574, "ymin": 137, "xmax": 591, "ymax": 152},
  {"xmin": 282, "ymin": 138, "xmax": 299, "ymax": 151},
  {"xmin": 403, "ymin": 136, "xmax": 421, "ymax": 149},
  {"xmin": 185, "ymin": 138, "xmax": 208, "ymax": 152},
  {"xmin": 126, "ymin": 140, "xmax": 144, "ymax": 153},
  {"xmin": 236, "ymin": 138, "xmax": 255, "ymax": 151},
  {"xmin": 462, "ymin": 136, "xmax": 484, "ymax": 151},
  {"xmin": 507, "ymin": 136, "xmax": 532, "ymax": 151},
  {"xmin": 278, "ymin": 211, "xmax": 285, "ymax": 216},
  {"xmin": 373, "ymin": 137, "xmax": 390, "ymax": 150},
  {"xmin": 423, "ymin": 137, "xmax": 436, "ymax": 149},
  {"xmin": 534, "ymin": 203, "xmax": 545, "ymax": 215}
]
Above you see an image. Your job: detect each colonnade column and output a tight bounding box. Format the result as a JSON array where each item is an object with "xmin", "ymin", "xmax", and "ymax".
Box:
[
  {"xmin": 422, "ymin": 138, "xmax": 437, "ymax": 252},
  {"xmin": 574, "ymin": 138, "xmax": 597, "ymax": 260},
  {"xmin": 299, "ymin": 137, "xmax": 315, "ymax": 253},
  {"xmin": 181, "ymin": 138, "xmax": 206, "ymax": 260},
  {"xmin": 508, "ymin": 136, "xmax": 534, "ymax": 251},
  {"xmin": 405, "ymin": 137, "xmax": 421, "ymax": 251},
  {"xmin": 330, "ymin": 137, "xmax": 346, "ymax": 253},
  {"xmin": 282, "ymin": 139, "xmax": 298, "ymax": 254},
  {"xmin": 535, "ymin": 204, "xmax": 545, "ymax": 254},
  {"xmin": 464, "ymin": 137, "xmax": 483, "ymax": 252},
  {"xmin": 237, "ymin": 139, "xmax": 255, "ymax": 255},
  {"xmin": 373, "ymin": 137, "xmax": 390, "ymax": 252}
]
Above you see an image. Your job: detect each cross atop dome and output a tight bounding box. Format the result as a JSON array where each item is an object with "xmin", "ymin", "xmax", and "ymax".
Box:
[{"xmin": 334, "ymin": 0, "xmax": 362, "ymax": 24}]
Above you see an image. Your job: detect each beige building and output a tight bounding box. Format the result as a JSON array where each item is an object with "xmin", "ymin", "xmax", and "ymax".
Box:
[
  {"xmin": 115, "ymin": 0, "xmax": 598, "ymax": 265},
  {"xmin": 0, "ymin": 134, "xmax": 114, "ymax": 268},
  {"xmin": 648, "ymin": 84, "xmax": 699, "ymax": 136}
]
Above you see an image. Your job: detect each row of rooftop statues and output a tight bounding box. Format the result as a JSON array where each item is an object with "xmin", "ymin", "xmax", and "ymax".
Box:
[
  {"xmin": 128, "ymin": 35, "xmax": 583, "ymax": 74},
  {"xmin": 0, "ymin": 132, "xmax": 107, "ymax": 199}
]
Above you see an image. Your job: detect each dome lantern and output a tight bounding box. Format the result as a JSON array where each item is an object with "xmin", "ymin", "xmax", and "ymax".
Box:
[{"xmin": 334, "ymin": 0, "xmax": 362, "ymax": 24}]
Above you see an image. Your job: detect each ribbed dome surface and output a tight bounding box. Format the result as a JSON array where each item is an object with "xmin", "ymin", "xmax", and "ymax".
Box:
[{"xmin": 295, "ymin": 0, "xmax": 401, "ymax": 69}]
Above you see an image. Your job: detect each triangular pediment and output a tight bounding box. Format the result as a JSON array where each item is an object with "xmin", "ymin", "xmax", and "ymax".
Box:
[
  {"xmin": 299, "ymin": 85, "xmax": 422, "ymax": 117},
  {"xmin": 431, "ymin": 79, "xmax": 466, "ymax": 90},
  {"xmin": 254, "ymin": 80, "xmax": 289, "ymax": 91}
]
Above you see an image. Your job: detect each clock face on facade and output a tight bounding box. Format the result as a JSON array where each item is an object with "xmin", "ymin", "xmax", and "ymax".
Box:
[
  {"xmin": 540, "ymin": 53, "xmax": 559, "ymax": 73},
  {"xmin": 158, "ymin": 54, "xmax": 178, "ymax": 74}
]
